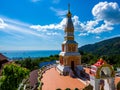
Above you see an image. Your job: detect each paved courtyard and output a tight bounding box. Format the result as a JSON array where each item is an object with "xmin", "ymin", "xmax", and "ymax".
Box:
[{"xmin": 41, "ymin": 68, "xmax": 86, "ymax": 90}]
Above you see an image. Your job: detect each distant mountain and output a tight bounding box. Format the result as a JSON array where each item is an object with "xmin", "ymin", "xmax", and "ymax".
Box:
[{"xmin": 79, "ymin": 37, "xmax": 120, "ymax": 55}]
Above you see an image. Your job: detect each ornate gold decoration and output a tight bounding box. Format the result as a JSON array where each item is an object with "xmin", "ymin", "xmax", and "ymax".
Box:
[
  {"xmin": 65, "ymin": 37, "xmax": 74, "ymax": 40},
  {"xmin": 67, "ymin": 3, "xmax": 72, "ymax": 17},
  {"xmin": 96, "ymin": 64, "xmax": 115, "ymax": 79},
  {"xmin": 65, "ymin": 27, "xmax": 74, "ymax": 32}
]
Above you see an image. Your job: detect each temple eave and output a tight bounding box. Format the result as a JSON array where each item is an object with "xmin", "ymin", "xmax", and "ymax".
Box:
[{"xmin": 59, "ymin": 52, "xmax": 80, "ymax": 56}]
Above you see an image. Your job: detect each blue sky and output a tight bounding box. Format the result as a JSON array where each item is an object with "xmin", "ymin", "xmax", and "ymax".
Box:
[{"xmin": 0, "ymin": 0, "xmax": 120, "ymax": 50}]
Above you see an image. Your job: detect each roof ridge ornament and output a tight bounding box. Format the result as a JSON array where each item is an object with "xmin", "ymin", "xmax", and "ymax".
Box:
[
  {"xmin": 67, "ymin": 3, "xmax": 72, "ymax": 17},
  {"xmin": 68, "ymin": 3, "xmax": 70, "ymax": 12}
]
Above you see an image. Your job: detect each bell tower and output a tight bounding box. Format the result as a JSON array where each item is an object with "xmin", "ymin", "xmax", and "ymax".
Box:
[{"xmin": 57, "ymin": 4, "xmax": 82, "ymax": 76}]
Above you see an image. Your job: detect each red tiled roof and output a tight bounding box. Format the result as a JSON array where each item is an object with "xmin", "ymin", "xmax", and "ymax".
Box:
[
  {"xmin": 0, "ymin": 53, "xmax": 8, "ymax": 61},
  {"xmin": 93, "ymin": 58, "xmax": 105, "ymax": 67}
]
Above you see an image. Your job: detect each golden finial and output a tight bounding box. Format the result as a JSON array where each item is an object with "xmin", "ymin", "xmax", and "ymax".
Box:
[
  {"xmin": 68, "ymin": 3, "xmax": 70, "ymax": 12},
  {"xmin": 67, "ymin": 3, "xmax": 71, "ymax": 17}
]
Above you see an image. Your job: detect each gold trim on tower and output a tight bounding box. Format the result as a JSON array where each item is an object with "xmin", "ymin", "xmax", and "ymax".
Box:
[{"xmin": 67, "ymin": 3, "xmax": 72, "ymax": 17}]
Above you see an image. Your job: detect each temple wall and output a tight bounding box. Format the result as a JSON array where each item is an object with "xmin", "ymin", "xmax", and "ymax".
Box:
[{"xmin": 63, "ymin": 56, "xmax": 81, "ymax": 66}]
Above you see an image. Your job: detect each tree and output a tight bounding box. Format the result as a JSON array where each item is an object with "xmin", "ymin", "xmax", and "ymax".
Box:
[
  {"xmin": 0, "ymin": 63, "xmax": 29, "ymax": 90},
  {"xmin": 117, "ymin": 81, "xmax": 120, "ymax": 90},
  {"xmin": 83, "ymin": 84, "xmax": 93, "ymax": 90}
]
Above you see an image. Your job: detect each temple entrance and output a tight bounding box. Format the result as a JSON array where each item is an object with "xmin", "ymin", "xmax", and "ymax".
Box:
[{"xmin": 71, "ymin": 61, "xmax": 74, "ymax": 71}]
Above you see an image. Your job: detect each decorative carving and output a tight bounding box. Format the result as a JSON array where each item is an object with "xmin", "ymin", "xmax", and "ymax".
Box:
[
  {"xmin": 65, "ymin": 27, "xmax": 74, "ymax": 32},
  {"xmin": 96, "ymin": 64, "xmax": 115, "ymax": 79}
]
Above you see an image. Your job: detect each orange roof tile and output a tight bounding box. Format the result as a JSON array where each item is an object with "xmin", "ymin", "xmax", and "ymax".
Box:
[{"xmin": 93, "ymin": 58, "xmax": 106, "ymax": 67}]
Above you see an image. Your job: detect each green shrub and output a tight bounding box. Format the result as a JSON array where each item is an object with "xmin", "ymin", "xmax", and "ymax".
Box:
[
  {"xmin": 56, "ymin": 88, "xmax": 61, "ymax": 90},
  {"xmin": 0, "ymin": 63, "xmax": 29, "ymax": 90},
  {"xmin": 83, "ymin": 84, "xmax": 93, "ymax": 90},
  {"xmin": 65, "ymin": 88, "xmax": 71, "ymax": 90},
  {"xmin": 117, "ymin": 81, "xmax": 120, "ymax": 90},
  {"xmin": 74, "ymin": 88, "xmax": 79, "ymax": 90}
]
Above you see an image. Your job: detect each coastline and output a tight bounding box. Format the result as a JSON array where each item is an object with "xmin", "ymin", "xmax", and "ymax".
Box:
[{"xmin": 0, "ymin": 50, "xmax": 60, "ymax": 60}]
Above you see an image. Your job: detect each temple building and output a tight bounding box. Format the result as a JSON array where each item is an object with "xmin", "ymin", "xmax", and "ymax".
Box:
[
  {"xmin": 90, "ymin": 58, "xmax": 115, "ymax": 90},
  {"xmin": 57, "ymin": 4, "xmax": 83, "ymax": 76}
]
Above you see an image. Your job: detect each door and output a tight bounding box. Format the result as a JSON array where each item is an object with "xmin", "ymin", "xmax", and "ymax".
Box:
[{"xmin": 71, "ymin": 61, "xmax": 74, "ymax": 70}]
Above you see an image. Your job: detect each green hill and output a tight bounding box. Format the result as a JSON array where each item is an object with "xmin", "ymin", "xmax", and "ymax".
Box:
[
  {"xmin": 79, "ymin": 37, "xmax": 120, "ymax": 68},
  {"xmin": 79, "ymin": 37, "xmax": 120, "ymax": 55}
]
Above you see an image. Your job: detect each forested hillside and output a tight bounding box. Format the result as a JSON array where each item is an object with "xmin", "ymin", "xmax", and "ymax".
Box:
[
  {"xmin": 79, "ymin": 37, "xmax": 120, "ymax": 69},
  {"xmin": 79, "ymin": 37, "xmax": 120, "ymax": 55}
]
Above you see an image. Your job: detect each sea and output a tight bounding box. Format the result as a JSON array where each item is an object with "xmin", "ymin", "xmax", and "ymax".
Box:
[{"xmin": 0, "ymin": 50, "xmax": 60, "ymax": 60}]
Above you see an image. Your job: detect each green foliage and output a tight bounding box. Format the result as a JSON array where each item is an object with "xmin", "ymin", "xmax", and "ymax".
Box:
[
  {"xmin": 15, "ymin": 54, "xmax": 59, "ymax": 71},
  {"xmin": 74, "ymin": 88, "xmax": 79, "ymax": 90},
  {"xmin": 83, "ymin": 84, "xmax": 93, "ymax": 90},
  {"xmin": 81, "ymin": 52, "xmax": 98, "ymax": 65},
  {"xmin": 117, "ymin": 81, "xmax": 120, "ymax": 90},
  {"xmin": 65, "ymin": 88, "xmax": 71, "ymax": 90},
  {"xmin": 79, "ymin": 37, "xmax": 120, "ymax": 55},
  {"xmin": 0, "ymin": 63, "xmax": 29, "ymax": 90}
]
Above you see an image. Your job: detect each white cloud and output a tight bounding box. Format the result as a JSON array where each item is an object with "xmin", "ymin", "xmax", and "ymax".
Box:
[
  {"xmin": 80, "ymin": 20, "xmax": 99, "ymax": 33},
  {"xmin": 79, "ymin": 33, "xmax": 88, "ymax": 36},
  {"xmin": 78, "ymin": 1, "xmax": 120, "ymax": 36},
  {"xmin": 0, "ymin": 16, "xmax": 65, "ymax": 39},
  {"xmin": 0, "ymin": 18, "xmax": 7, "ymax": 29},
  {"xmin": 30, "ymin": 15, "xmax": 83, "ymax": 32},
  {"xmin": 30, "ymin": 14, "xmax": 113, "ymax": 37},
  {"xmin": 50, "ymin": 7, "xmax": 67, "ymax": 17},
  {"xmin": 30, "ymin": 18, "xmax": 66, "ymax": 31},
  {"xmin": 72, "ymin": 15, "xmax": 82, "ymax": 30},
  {"xmin": 96, "ymin": 36, "xmax": 101, "ymax": 39},
  {"xmin": 30, "ymin": 1, "xmax": 120, "ymax": 37},
  {"xmin": 92, "ymin": 1, "xmax": 120, "ymax": 24},
  {"xmin": 0, "ymin": 17, "xmax": 43, "ymax": 38},
  {"xmin": 7, "ymin": 23, "xmax": 42, "ymax": 37},
  {"xmin": 87, "ymin": 20, "xmax": 113, "ymax": 34},
  {"xmin": 78, "ymin": 19, "xmax": 114, "ymax": 36},
  {"xmin": 46, "ymin": 32, "xmax": 60, "ymax": 36}
]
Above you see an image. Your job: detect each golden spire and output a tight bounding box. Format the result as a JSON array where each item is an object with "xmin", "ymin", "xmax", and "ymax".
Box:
[
  {"xmin": 68, "ymin": 3, "xmax": 70, "ymax": 12},
  {"xmin": 67, "ymin": 3, "xmax": 72, "ymax": 17}
]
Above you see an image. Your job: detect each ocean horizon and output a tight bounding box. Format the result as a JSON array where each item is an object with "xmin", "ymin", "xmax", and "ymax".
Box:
[{"xmin": 0, "ymin": 50, "xmax": 60, "ymax": 59}]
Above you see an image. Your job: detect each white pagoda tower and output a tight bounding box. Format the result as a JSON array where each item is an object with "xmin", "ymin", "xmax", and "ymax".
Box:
[{"xmin": 57, "ymin": 4, "xmax": 82, "ymax": 76}]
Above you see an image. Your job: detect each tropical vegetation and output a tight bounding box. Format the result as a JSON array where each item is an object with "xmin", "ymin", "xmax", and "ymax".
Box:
[
  {"xmin": 117, "ymin": 81, "xmax": 120, "ymax": 90},
  {"xmin": 83, "ymin": 84, "xmax": 93, "ymax": 90},
  {"xmin": 15, "ymin": 54, "xmax": 59, "ymax": 71},
  {"xmin": 0, "ymin": 63, "xmax": 29, "ymax": 90}
]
